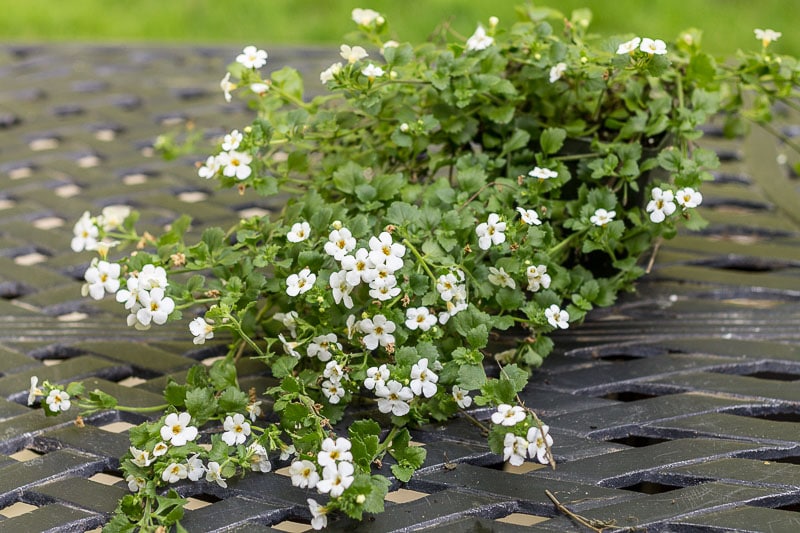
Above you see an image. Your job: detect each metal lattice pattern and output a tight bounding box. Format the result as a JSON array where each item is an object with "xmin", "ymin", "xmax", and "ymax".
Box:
[{"xmin": 1, "ymin": 45, "xmax": 799, "ymax": 532}]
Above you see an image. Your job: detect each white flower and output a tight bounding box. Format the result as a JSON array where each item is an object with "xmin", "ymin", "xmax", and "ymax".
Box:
[
  {"xmin": 320, "ymin": 62, "xmax": 343, "ymax": 85},
  {"xmin": 528, "ymin": 167, "xmax": 559, "ymax": 180},
  {"xmin": 307, "ymin": 333, "xmax": 340, "ymax": 362},
  {"xmin": 452, "ymin": 386, "xmax": 472, "ymax": 409},
  {"xmin": 247, "ymin": 443, "xmax": 272, "ymax": 472},
  {"xmin": 152, "ymin": 442, "xmax": 168, "ymax": 457},
  {"xmin": 364, "ymin": 364, "xmax": 390, "ymax": 390},
  {"xmin": 381, "ymin": 40, "xmax": 399, "ymax": 55},
  {"xmin": 646, "ymin": 187, "xmax": 677, "ymax": 223},
  {"xmin": 186, "ymin": 454, "xmax": 206, "ymax": 481},
  {"xmin": 138, "ymin": 264, "xmax": 168, "ymax": 290},
  {"xmin": 71, "ymin": 211, "xmax": 98, "ymax": 252},
  {"xmin": 27, "ymin": 376, "xmax": 39, "ymax": 406},
  {"xmin": 369, "ymin": 276, "xmax": 401, "ymax": 301},
  {"xmin": 280, "ymin": 444, "xmax": 296, "ymax": 461},
  {"xmin": 436, "ymin": 272, "xmax": 462, "ymax": 302},
  {"xmin": 491, "ymin": 404, "xmax": 525, "ymax": 426},
  {"xmin": 410, "ymin": 358, "xmax": 439, "ymax": 398},
  {"xmin": 189, "ymin": 317, "xmax": 214, "ymax": 345},
  {"xmin": 322, "ymin": 379, "xmax": 346, "ymax": 404},
  {"xmin": 325, "ymin": 228, "xmax": 357, "ymax": 261},
  {"xmin": 352, "ymin": 8, "xmax": 381, "ymax": 26},
  {"xmin": 375, "ymin": 380, "xmax": 413, "ymax": 416},
  {"xmin": 136, "ymin": 287, "xmax": 175, "ymax": 327},
  {"xmin": 218, "ymin": 150, "xmax": 253, "ymax": 180},
  {"xmin": 368, "ymin": 232, "xmax": 405, "ymax": 272},
  {"xmin": 359, "ymin": 314, "xmax": 396, "ymax": 350},
  {"xmin": 287, "ymin": 221, "xmax": 311, "ymax": 243},
  {"xmin": 286, "ymin": 267, "xmax": 316, "ymax": 297},
  {"xmin": 616, "ymin": 37, "xmax": 641, "ymax": 55},
  {"xmin": 82, "ymin": 260, "xmax": 121, "ymax": 300},
  {"xmin": 220, "ymin": 72, "xmax": 236, "ymax": 103},
  {"xmin": 162, "ymin": 462, "xmax": 188, "ymax": 484},
  {"xmin": 308, "ymin": 498, "xmax": 328, "ymax": 530},
  {"xmin": 361, "ymin": 63, "xmax": 385, "ymax": 80},
  {"xmin": 755, "ymin": 28, "xmax": 782, "ymax": 47},
  {"xmin": 222, "ymin": 413, "xmax": 251, "ymax": 446},
  {"xmin": 206, "ymin": 461, "xmax": 228, "ymax": 488},
  {"xmin": 236, "ymin": 45, "xmax": 268, "ymax": 69},
  {"xmin": 290, "ymin": 460, "xmax": 320, "ymax": 489},
  {"xmin": 342, "ymin": 248, "xmax": 377, "ymax": 286},
  {"xmin": 198, "ymin": 154, "xmax": 221, "ymax": 179},
  {"xmin": 545, "ymin": 304, "xmax": 569, "ymax": 329},
  {"xmin": 438, "ymin": 285, "xmax": 468, "ymax": 324},
  {"xmin": 130, "ymin": 446, "xmax": 153, "ymax": 468},
  {"xmin": 640, "ymin": 37, "xmax": 667, "ymax": 55},
  {"xmin": 317, "ymin": 461, "xmax": 355, "ymax": 498},
  {"xmin": 250, "ymin": 82, "xmax": 269, "ymax": 95},
  {"xmin": 159, "ymin": 412, "xmax": 198, "ymax": 446},
  {"xmin": 222, "ymin": 129, "xmax": 243, "ymax": 151},
  {"xmin": 476, "ymin": 213, "xmax": 506, "ymax": 250},
  {"xmin": 274, "ymin": 310, "xmax": 299, "ymax": 338},
  {"xmin": 516, "ymin": 207, "xmax": 541, "ymax": 226},
  {"xmin": 487, "ymin": 266, "xmax": 515, "ymax": 289},
  {"xmin": 503, "ymin": 433, "xmax": 528, "ymax": 467},
  {"xmin": 97, "ymin": 205, "xmax": 131, "ymax": 231},
  {"xmin": 318, "ymin": 437, "xmax": 353, "ymax": 468},
  {"xmin": 340, "ymin": 44, "xmax": 369, "ymax": 63},
  {"xmin": 279, "ymin": 333, "xmax": 302, "ymax": 358},
  {"xmin": 45, "ymin": 389, "xmax": 71, "ymax": 412},
  {"xmin": 676, "ymin": 187, "xmax": 703, "ymax": 209},
  {"xmin": 590, "ymin": 208, "xmax": 616, "ymax": 227},
  {"xmin": 246, "ymin": 401, "xmax": 262, "ymax": 422},
  {"xmin": 526, "ymin": 265, "xmax": 551, "ymax": 292},
  {"xmin": 329, "ymin": 270, "xmax": 354, "ymax": 309},
  {"xmin": 527, "ymin": 424, "xmax": 554, "ymax": 464},
  {"xmin": 405, "ymin": 307, "xmax": 437, "ymax": 332},
  {"xmin": 126, "ymin": 474, "xmax": 146, "ymax": 493},
  {"xmin": 549, "ymin": 62, "xmax": 567, "ymax": 83},
  {"xmin": 466, "ymin": 25, "xmax": 493, "ymax": 52}
]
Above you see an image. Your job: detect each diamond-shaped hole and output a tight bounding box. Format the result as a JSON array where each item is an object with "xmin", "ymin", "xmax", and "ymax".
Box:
[
  {"xmin": 619, "ymin": 480, "xmax": 682, "ymax": 494},
  {"xmin": 497, "ymin": 512, "xmax": 550, "ymax": 526},
  {"xmin": 601, "ymin": 391, "xmax": 660, "ymax": 402},
  {"xmin": 741, "ymin": 371, "xmax": 800, "ymax": 382},
  {"xmin": 608, "ymin": 435, "xmax": 671, "ymax": 448},
  {"xmin": 0, "ymin": 501, "xmax": 38, "ymax": 518},
  {"xmin": 272, "ymin": 520, "xmax": 311, "ymax": 532},
  {"xmin": 184, "ymin": 493, "xmax": 221, "ymax": 510}
]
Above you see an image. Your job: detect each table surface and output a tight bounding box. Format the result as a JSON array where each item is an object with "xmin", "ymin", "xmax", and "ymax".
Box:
[{"xmin": 1, "ymin": 44, "xmax": 800, "ymax": 532}]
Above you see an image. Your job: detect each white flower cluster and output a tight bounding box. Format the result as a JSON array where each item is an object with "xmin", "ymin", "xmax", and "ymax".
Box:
[
  {"xmin": 71, "ymin": 205, "xmax": 130, "ymax": 253},
  {"xmin": 219, "ymin": 45, "xmax": 269, "ymax": 102},
  {"xmin": 646, "ymin": 186, "xmax": 702, "ymax": 223},
  {"xmin": 436, "ymin": 269, "xmax": 468, "ymax": 323},
  {"xmin": 289, "ymin": 435, "xmax": 358, "ymax": 529},
  {"xmin": 616, "ymin": 36, "xmax": 668, "ymax": 56},
  {"xmin": 321, "ymin": 359, "xmax": 349, "ymax": 404},
  {"xmin": 363, "ymin": 357, "xmax": 440, "ymax": 417},
  {"xmin": 116, "ymin": 264, "xmax": 175, "ymax": 330},
  {"xmin": 491, "ymin": 404, "xmax": 554, "ymax": 466},
  {"xmin": 197, "ymin": 128, "xmax": 253, "ymax": 181}
]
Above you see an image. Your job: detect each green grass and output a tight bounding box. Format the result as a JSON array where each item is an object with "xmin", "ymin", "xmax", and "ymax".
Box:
[{"xmin": 1, "ymin": 0, "xmax": 796, "ymax": 56}]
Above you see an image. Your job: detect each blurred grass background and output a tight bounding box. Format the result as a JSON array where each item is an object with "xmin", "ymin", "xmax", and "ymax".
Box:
[{"xmin": 1, "ymin": 0, "xmax": 796, "ymax": 56}]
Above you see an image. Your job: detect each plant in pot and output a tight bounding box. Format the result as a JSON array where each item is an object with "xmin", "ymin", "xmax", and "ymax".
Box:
[{"xmin": 28, "ymin": 5, "xmax": 797, "ymax": 530}]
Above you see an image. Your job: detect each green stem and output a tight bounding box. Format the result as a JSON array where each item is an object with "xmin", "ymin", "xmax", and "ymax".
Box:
[
  {"xmin": 546, "ymin": 232, "xmax": 580, "ymax": 259},
  {"xmin": 402, "ymin": 238, "xmax": 437, "ymax": 284},
  {"xmin": 551, "ymin": 152, "xmax": 602, "ymax": 162}
]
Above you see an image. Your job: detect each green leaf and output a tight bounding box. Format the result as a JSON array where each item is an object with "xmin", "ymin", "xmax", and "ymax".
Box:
[
  {"xmin": 500, "ymin": 364, "xmax": 529, "ymax": 393},
  {"xmin": 458, "ymin": 364, "xmax": 487, "ymax": 390},
  {"xmin": 540, "ymin": 127, "xmax": 567, "ymax": 155},
  {"xmin": 88, "ymin": 389, "xmax": 118, "ymax": 410},
  {"xmin": 218, "ymin": 386, "xmax": 249, "ymax": 414},
  {"xmin": 271, "ymin": 66, "xmax": 304, "ymax": 102},
  {"xmin": 208, "ymin": 358, "xmax": 238, "ymax": 389},
  {"xmin": 502, "ymin": 128, "xmax": 531, "ymax": 155},
  {"xmin": 271, "ymin": 355, "xmax": 300, "ymax": 379},
  {"xmin": 185, "ymin": 387, "xmax": 218, "ymax": 422}
]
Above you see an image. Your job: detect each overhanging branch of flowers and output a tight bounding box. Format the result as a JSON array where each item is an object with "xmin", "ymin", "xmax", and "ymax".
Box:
[{"xmin": 27, "ymin": 5, "xmax": 798, "ymax": 531}]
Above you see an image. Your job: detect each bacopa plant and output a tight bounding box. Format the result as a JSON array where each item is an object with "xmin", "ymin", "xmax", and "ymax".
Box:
[{"xmin": 27, "ymin": 5, "xmax": 798, "ymax": 530}]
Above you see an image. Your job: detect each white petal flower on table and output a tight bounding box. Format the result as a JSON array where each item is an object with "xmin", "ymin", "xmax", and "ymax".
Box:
[
  {"xmin": 206, "ymin": 461, "xmax": 228, "ymax": 488},
  {"xmin": 590, "ymin": 208, "xmax": 616, "ymax": 227},
  {"xmin": 375, "ymin": 380, "xmax": 413, "ymax": 416},
  {"xmin": 526, "ymin": 265, "xmax": 551, "ymax": 292},
  {"xmin": 364, "ymin": 364, "xmax": 390, "ymax": 390},
  {"xmin": 503, "ymin": 433, "xmax": 529, "ymax": 466},
  {"xmin": 320, "ymin": 62, "xmax": 343, "ymax": 85},
  {"xmin": 221, "ymin": 129, "xmax": 243, "ymax": 151},
  {"xmin": 218, "ymin": 150, "xmax": 253, "ymax": 180},
  {"xmin": 308, "ymin": 498, "xmax": 328, "ymax": 531},
  {"xmin": 286, "ymin": 267, "xmax": 316, "ymax": 297},
  {"xmin": 45, "ymin": 389, "xmax": 71, "ymax": 412},
  {"xmin": 138, "ymin": 264, "xmax": 168, "ymax": 290},
  {"xmin": 549, "ymin": 62, "xmax": 566, "ymax": 83},
  {"xmin": 290, "ymin": 459, "xmax": 320, "ymax": 489},
  {"xmin": 342, "ymin": 248, "xmax": 377, "ymax": 286},
  {"xmin": 186, "ymin": 454, "xmax": 206, "ymax": 481},
  {"xmin": 491, "ymin": 404, "xmax": 525, "ymax": 426},
  {"xmin": 136, "ymin": 287, "xmax": 175, "ymax": 326},
  {"xmin": 362, "ymin": 63, "xmax": 385, "ymax": 80},
  {"xmin": 129, "ymin": 446, "xmax": 153, "ymax": 468},
  {"xmin": 405, "ymin": 307, "xmax": 437, "ymax": 332},
  {"xmin": 640, "ymin": 37, "xmax": 667, "ymax": 55},
  {"xmin": 316, "ymin": 461, "xmax": 355, "ymax": 498},
  {"xmin": 329, "ymin": 270, "xmax": 354, "ymax": 309},
  {"xmin": 755, "ymin": 28, "xmax": 782, "ymax": 47},
  {"xmin": 527, "ymin": 424, "xmax": 554, "ymax": 464},
  {"xmin": 247, "ymin": 443, "xmax": 272, "ymax": 472},
  {"xmin": 646, "ymin": 187, "xmax": 677, "ymax": 223},
  {"xmin": 368, "ymin": 231, "xmax": 405, "ymax": 272},
  {"xmin": 236, "ymin": 45, "xmax": 268, "ymax": 69},
  {"xmin": 452, "ymin": 386, "xmax": 472, "ymax": 409},
  {"xmin": 466, "ymin": 25, "xmax": 494, "ymax": 52},
  {"xmin": 616, "ymin": 37, "xmax": 641, "ymax": 55},
  {"xmin": 410, "ymin": 358, "xmax": 439, "ymax": 398},
  {"xmin": 545, "ymin": 304, "xmax": 569, "ymax": 329},
  {"xmin": 528, "ymin": 167, "xmax": 558, "ymax": 180},
  {"xmin": 352, "ymin": 8, "xmax": 381, "ymax": 26},
  {"xmin": 325, "ymin": 227, "xmax": 357, "ymax": 261},
  {"xmin": 359, "ymin": 314, "xmax": 396, "ymax": 350},
  {"xmin": 159, "ymin": 412, "xmax": 198, "ymax": 447},
  {"xmin": 83, "ymin": 260, "xmax": 121, "ymax": 300},
  {"xmin": 71, "ymin": 211, "xmax": 98, "ymax": 252},
  {"xmin": 222, "ymin": 413, "xmax": 251, "ymax": 446},
  {"xmin": 162, "ymin": 462, "xmax": 188, "ymax": 484},
  {"xmin": 308, "ymin": 333, "xmax": 340, "ymax": 362},
  {"xmin": 676, "ymin": 187, "xmax": 703, "ymax": 209},
  {"xmin": 220, "ymin": 72, "xmax": 236, "ymax": 103},
  {"xmin": 340, "ymin": 44, "xmax": 368, "ymax": 63},
  {"xmin": 27, "ymin": 376, "xmax": 39, "ymax": 406},
  {"xmin": 516, "ymin": 207, "xmax": 542, "ymax": 226},
  {"xmin": 318, "ymin": 437, "xmax": 353, "ymax": 468},
  {"xmin": 322, "ymin": 379, "xmax": 345, "ymax": 404},
  {"xmin": 488, "ymin": 266, "xmax": 516, "ymax": 289},
  {"xmin": 189, "ymin": 317, "xmax": 214, "ymax": 345},
  {"xmin": 475, "ymin": 213, "xmax": 506, "ymax": 250},
  {"xmin": 198, "ymin": 154, "xmax": 221, "ymax": 179},
  {"xmin": 287, "ymin": 221, "xmax": 311, "ymax": 243}
]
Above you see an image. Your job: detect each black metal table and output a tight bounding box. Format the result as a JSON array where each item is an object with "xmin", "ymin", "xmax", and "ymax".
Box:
[{"xmin": 1, "ymin": 44, "xmax": 799, "ymax": 532}]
